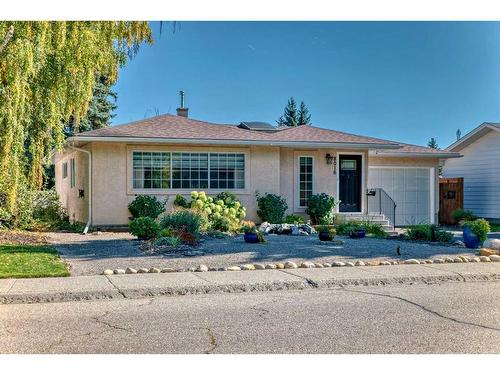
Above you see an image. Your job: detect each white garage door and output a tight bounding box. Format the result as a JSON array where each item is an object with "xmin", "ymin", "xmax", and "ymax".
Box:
[{"xmin": 368, "ymin": 167, "xmax": 433, "ymax": 226}]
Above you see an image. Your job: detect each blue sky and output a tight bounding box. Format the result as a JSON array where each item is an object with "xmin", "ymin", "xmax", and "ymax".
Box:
[{"xmin": 112, "ymin": 21, "xmax": 500, "ymax": 148}]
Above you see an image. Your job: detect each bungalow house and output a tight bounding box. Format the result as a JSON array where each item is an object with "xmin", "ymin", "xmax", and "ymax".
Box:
[
  {"xmin": 55, "ymin": 107, "xmax": 460, "ymax": 231},
  {"xmin": 442, "ymin": 122, "xmax": 500, "ymax": 223}
]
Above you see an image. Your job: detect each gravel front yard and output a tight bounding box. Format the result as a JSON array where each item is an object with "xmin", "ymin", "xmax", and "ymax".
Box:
[{"xmin": 48, "ymin": 232, "xmax": 477, "ymax": 276}]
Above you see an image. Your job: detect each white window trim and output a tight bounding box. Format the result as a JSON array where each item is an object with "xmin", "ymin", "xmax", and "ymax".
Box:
[
  {"xmin": 129, "ymin": 150, "xmax": 248, "ymax": 194},
  {"xmin": 296, "ymin": 155, "xmax": 315, "ymax": 210},
  {"xmin": 368, "ymin": 165, "xmax": 436, "ymax": 225},
  {"xmin": 336, "ymin": 152, "xmax": 366, "ymax": 214}
]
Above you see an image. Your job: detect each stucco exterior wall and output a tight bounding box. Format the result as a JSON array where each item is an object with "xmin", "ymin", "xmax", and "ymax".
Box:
[
  {"xmin": 55, "ymin": 146, "xmax": 90, "ymax": 224},
  {"xmin": 55, "ymin": 142, "xmax": 444, "ymax": 226}
]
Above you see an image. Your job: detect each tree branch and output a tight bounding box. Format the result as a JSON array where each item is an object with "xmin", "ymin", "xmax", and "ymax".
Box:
[{"xmin": 0, "ymin": 25, "xmax": 14, "ymax": 55}]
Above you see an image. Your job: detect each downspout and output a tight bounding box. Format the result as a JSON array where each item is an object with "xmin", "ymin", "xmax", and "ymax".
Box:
[{"xmin": 69, "ymin": 144, "xmax": 92, "ymax": 234}]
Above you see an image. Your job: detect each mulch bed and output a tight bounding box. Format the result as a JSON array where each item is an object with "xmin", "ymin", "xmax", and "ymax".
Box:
[{"xmin": 0, "ymin": 230, "xmax": 48, "ymax": 245}]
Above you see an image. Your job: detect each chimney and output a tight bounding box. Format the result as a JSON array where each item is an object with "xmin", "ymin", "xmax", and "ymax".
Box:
[{"xmin": 176, "ymin": 90, "xmax": 189, "ymax": 118}]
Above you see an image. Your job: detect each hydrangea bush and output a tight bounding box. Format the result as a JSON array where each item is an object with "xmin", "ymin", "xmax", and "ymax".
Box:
[{"xmin": 189, "ymin": 191, "xmax": 246, "ymax": 232}]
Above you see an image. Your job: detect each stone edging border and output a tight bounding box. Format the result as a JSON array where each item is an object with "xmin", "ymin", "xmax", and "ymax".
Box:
[{"xmin": 103, "ymin": 254, "xmax": 500, "ymax": 275}]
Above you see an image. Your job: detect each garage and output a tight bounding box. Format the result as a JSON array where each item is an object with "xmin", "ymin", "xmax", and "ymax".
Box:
[{"xmin": 368, "ymin": 167, "xmax": 434, "ymax": 226}]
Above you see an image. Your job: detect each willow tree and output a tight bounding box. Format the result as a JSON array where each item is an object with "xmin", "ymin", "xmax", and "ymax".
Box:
[{"xmin": 0, "ymin": 21, "xmax": 152, "ymax": 217}]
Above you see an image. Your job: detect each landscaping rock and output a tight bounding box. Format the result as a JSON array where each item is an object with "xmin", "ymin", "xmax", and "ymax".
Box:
[
  {"xmin": 114, "ymin": 269, "xmax": 125, "ymax": 274},
  {"xmin": 218, "ymin": 267, "xmax": 227, "ymax": 271},
  {"xmin": 188, "ymin": 267, "xmax": 196, "ymax": 272},
  {"xmin": 470, "ymin": 257, "xmax": 481, "ymax": 263},
  {"xmin": 453, "ymin": 258, "xmax": 463, "ymax": 263},
  {"xmin": 103, "ymin": 269, "xmax": 114, "ymax": 275},
  {"xmin": 265, "ymin": 264, "xmax": 277, "ymax": 269},
  {"xmin": 303, "ymin": 224, "xmax": 315, "ymax": 235},
  {"xmin": 195, "ymin": 264, "xmax": 209, "ymax": 272},
  {"xmin": 241, "ymin": 264, "xmax": 256, "ymax": 271},
  {"xmin": 391, "ymin": 261, "xmax": 399, "ymax": 265},
  {"xmin": 314, "ymin": 263, "xmax": 324, "ymax": 268},
  {"xmin": 161, "ymin": 268, "xmax": 175, "ymax": 273},
  {"xmin": 366, "ymin": 261, "xmax": 380, "ymax": 266},
  {"xmin": 208, "ymin": 267, "xmax": 218, "ymax": 271},
  {"xmin": 275, "ymin": 263, "xmax": 285, "ymax": 269},
  {"xmin": 291, "ymin": 226, "xmax": 300, "ymax": 236},
  {"xmin": 453, "ymin": 240, "xmax": 465, "ymax": 247},
  {"xmin": 285, "ymin": 261, "xmax": 298, "ymax": 269},
  {"xmin": 355, "ymin": 261, "xmax": 365, "ymax": 266},
  {"xmin": 479, "ymin": 256, "xmax": 491, "ymax": 262},
  {"xmin": 253, "ymin": 263, "xmax": 266, "ymax": 270},
  {"xmin": 125, "ymin": 267, "xmax": 137, "ymax": 274},
  {"xmin": 489, "ymin": 255, "xmax": 500, "ymax": 262},
  {"xmin": 323, "ymin": 263, "xmax": 332, "ymax": 268},
  {"xmin": 444, "ymin": 257, "xmax": 454, "ymax": 263},
  {"xmin": 404, "ymin": 259, "xmax": 420, "ymax": 265},
  {"xmin": 483, "ymin": 238, "xmax": 500, "ymax": 251},
  {"xmin": 346, "ymin": 262, "xmax": 355, "ymax": 267},
  {"xmin": 300, "ymin": 262, "xmax": 315, "ymax": 268},
  {"xmin": 459, "ymin": 256, "xmax": 470, "ymax": 263},
  {"xmin": 379, "ymin": 261, "xmax": 391, "ymax": 266},
  {"xmin": 479, "ymin": 248, "xmax": 499, "ymax": 257},
  {"xmin": 433, "ymin": 258, "xmax": 445, "ymax": 264},
  {"xmin": 227, "ymin": 266, "xmax": 241, "ymax": 271},
  {"xmin": 137, "ymin": 268, "xmax": 149, "ymax": 273},
  {"xmin": 299, "ymin": 230, "xmax": 309, "ymax": 236},
  {"xmin": 149, "ymin": 267, "xmax": 161, "ymax": 273},
  {"xmin": 332, "ymin": 261, "xmax": 346, "ymax": 267}
]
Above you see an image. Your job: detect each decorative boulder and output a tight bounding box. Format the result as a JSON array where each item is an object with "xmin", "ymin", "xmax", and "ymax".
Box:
[{"xmin": 483, "ymin": 239, "xmax": 500, "ymax": 251}]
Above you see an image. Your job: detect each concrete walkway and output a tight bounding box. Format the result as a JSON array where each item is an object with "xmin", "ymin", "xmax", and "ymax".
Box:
[{"xmin": 1, "ymin": 262, "xmax": 499, "ymax": 304}]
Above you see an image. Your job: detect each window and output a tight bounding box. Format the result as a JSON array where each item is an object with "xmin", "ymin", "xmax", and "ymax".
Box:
[
  {"xmin": 132, "ymin": 151, "xmax": 245, "ymax": 190},
  {"xmin": 341, "ymin": 159, "xmax": 357, "ymax": 170},
  {"xmin": 298, "ymin": 156, "xmax": 313, "ymax": 207},
  {"xmin": 70, "ymin": 159, "xmax": 75, "ymax": 188},
  {"xmin": 62, "ymin": 162, "xmax": 68, "ymax": 179}
]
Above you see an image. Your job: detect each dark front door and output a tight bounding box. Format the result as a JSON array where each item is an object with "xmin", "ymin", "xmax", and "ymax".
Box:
[{"xmin": 339, "ymin": 155, "xmax": 362, "ymax": 212}]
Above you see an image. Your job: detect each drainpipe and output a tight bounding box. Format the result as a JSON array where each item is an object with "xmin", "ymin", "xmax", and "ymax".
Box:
[{"xmin": 69, "ymin": 144, "xmax": 92, "ymax": 234}]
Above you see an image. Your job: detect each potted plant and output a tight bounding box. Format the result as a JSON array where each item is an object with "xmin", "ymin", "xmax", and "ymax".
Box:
[
  {"xmin": 242, "ymin": 221, "xmax": 259, "ymax": 243},
  {"xmin": 349, "ymin": 227, "xmax": 366, "ymax": 239},
  {"xmin": 317, "ymin": 225, "xmax": 336, "ymax": 241},
  {"xmin": 463, "ymin": 219, "xmax": 490, "ymax": 249}
]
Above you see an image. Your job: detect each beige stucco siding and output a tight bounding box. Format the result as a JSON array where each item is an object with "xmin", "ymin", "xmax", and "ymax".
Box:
[
  {"xmin": 55, "ymin": 142, "xmax": 444, "ymax": 226},
  {"xmin": 55, "ymin": 146, "xmax": 90, "ymax": 223}
]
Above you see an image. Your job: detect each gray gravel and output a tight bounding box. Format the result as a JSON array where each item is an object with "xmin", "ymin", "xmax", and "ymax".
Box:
[{"xmin": 48, "ymin": 232, "xmax": 477, "ymax": 276}]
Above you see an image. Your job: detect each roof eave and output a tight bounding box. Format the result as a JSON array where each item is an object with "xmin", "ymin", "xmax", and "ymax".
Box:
[
  {"xmin": 446, "ymin": 123, "xmax": 500, "ymax": 151},
  {"xmin": 374, "ymin": 151, "xmax": 462, "ymax": 158},
  {"xmin": 68, "ymin": 136, "xmax": 401, "ymax": 149}
]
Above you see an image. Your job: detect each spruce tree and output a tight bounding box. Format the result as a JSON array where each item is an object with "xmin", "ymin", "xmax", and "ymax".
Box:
[
  {"xmin": 297, "ymin": 101, "xmax": 311, "ymax": 125},
  {"xmin": 427, "ymin": 138, "xmax": 439, "ymax": 149}
]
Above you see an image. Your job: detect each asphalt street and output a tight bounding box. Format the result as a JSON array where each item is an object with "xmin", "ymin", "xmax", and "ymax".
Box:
[{"xmin": 1, "ymin": 281, "xmax": 499, "ymax": 354}]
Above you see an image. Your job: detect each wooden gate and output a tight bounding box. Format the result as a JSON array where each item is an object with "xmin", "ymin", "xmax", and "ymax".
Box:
[{"xmin": 439, "ymin": 178, "xmax": 464, "ymax": 225}]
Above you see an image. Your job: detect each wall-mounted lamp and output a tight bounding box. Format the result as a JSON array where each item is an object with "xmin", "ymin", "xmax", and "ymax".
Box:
[{"xmin": 325, "ymin": 153, "xmax": 334, "ymax": 165}]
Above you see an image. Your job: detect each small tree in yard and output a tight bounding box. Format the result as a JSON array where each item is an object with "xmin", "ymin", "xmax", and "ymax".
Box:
[
  {"xmin": 306, "ymin": 193, "xmax": 338, "ymax": 225},
  {"xmin": 256, "ymin": 192, "xmax": 288, "ymax": 224}
]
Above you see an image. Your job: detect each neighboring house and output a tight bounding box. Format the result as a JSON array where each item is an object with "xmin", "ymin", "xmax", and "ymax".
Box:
[
  {"xmin": 55, "ymin": 108, "xmax": 460, "ymax": 230},
  {"xmin": 442, "ymin": 122, "xmax": 500, "ymax": 223}
]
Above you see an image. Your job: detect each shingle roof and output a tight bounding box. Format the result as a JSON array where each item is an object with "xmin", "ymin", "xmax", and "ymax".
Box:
[
  {"xmin": 71, "ymin": 114, "xmax": 460, "ymax": 157},
  {"xmin": 73, "ymin": 114, "xmax": 399, "ymax": 146}
]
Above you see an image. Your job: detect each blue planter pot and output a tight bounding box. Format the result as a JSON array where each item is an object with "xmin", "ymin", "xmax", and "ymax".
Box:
[
  {"xmin": 349, "ymin": 229, "xmax": 366, "ymax": 239},
  {"xmin": 244, "ymin": 232, "xmax": 259, "ymax": 243},
  {"xmin": 463, "ymin": 226, "xmax": 480, "ymax": 249}
]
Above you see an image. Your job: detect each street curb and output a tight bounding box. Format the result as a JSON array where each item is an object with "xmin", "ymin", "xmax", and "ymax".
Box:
[{"xmin": 1, "ymin": 270, "xmax": 499, "ymax": 305}]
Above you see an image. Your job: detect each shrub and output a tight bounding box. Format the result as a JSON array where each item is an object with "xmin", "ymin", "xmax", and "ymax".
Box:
[
  {"xmin": 452, "ymin": 209, "xmax": 477, "ymax": 223},
  {"xmin": 160, "ymin": 209, "xmax": 203, "ymax": 237},
  {"xmin": 306, "ymin": 193, "xmax": 338, "ymax": 225},
  {"xmin": 284, "ymin": 214, "xmax": 305, "ymax": 224},
  {"xmin": 129, "ymin": 217, "xmax": 160, "ymax": 240},
  {"xmin": 155, "ymin": 236, "xmax": 182, "ymax": 247},
  {"xmin": 464, "ymin": 219, "xmax": 490, "ymax": 243},
  {"xmin": 242, "ymin": 221, "xmax": 257, "ymax": 233},
  {"xmin": 336, "ymin": 220, "xmax": 386, "ymax": 238},
  {"xmin": 256, "ymin": 192, "xmax": 288, "ymax": 223},
  {"xmin": 190, "ymin": 191, "xmax": 246, "ymax": 232},
  {"xmin": 128, "ymin": 195, "xmax": 166, "ymax": 219},
  {"xmin": 173, "ymin": 194, "xmax": 188, "ymax": 208},
  {"xmin": 405, "ymin": 224, "xmax": 453, "ymax": 243}
]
